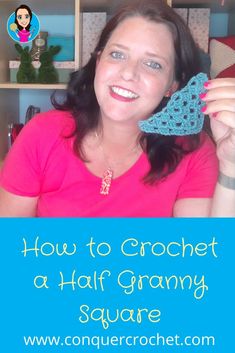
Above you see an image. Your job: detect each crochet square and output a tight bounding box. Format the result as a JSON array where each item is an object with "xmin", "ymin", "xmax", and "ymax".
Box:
[{"xmin": 138, "ymin": 72, "xmax": 208, "ymax": 136}]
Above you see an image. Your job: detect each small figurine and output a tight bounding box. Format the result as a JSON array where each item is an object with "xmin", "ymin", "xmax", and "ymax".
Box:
[
  {"xmin": 15, "ymin": 43, "xmax": 36, "ymax": 83},
  {"xmin": 38, "ymin": 45, "xmax": 61, "ymax": 84}
]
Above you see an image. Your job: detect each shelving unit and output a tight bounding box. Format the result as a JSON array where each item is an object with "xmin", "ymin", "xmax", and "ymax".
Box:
[
  {"xmin": 0, "ymin": 0, "xmax": 234, "ymax": 159},
  {"xmin": 173, "ymin": 0, "xmax": 235, "ymax": 34},
  {"xmin": 0, "ymin": 0, "xmax": 80, "ymax": 158},
  {"xmin": 0, "ymin": 0, "xmax": 80, "ymax": 87},
  {"xmin": 174, "ymin": 0, "xmax": 234, "ymax": 10},
  {"xmin": 0, "ymin": 83, "xmax": 67, "ymax": 90}
]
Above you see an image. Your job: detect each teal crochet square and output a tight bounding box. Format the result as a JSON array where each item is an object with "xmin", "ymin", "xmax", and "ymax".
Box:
[{"xmin": 139, "ymin": 72, "xmax": 208, "ymax": 136}]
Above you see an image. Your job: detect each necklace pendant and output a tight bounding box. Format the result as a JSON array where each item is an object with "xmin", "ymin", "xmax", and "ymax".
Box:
[{"xmin": 100, "ymin": 167, "xmax": 113, "ymax": 195}]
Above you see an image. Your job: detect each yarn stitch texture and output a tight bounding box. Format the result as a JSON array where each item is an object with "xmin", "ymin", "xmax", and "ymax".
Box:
[{"xmin": 138, "ymin": 72, "xmax": 208, "ymax": 136}]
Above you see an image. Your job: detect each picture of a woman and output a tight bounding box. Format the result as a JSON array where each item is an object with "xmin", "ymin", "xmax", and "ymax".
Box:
[{"xmin": 14, "ymin": 4, "xmax": 33, "ymax": 43}]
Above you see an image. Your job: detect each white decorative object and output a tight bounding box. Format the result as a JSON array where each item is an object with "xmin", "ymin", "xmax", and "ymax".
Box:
[
  {"xmin": 81, "ymin": 12, "xmax": 107, "ymax": 66},
  {"xmin": 174, "ymin": 8, "xmax": 188, "ymax": 24},
  {"xmin": 188, "ymin": 8, "xmax": 210, "ymax": 53},
  {"xmin": 9, "ymin": 61, "xmax": 75, "ymax": 69},
  {"xmin": 209, "ymin": 39, "xmax": 235, "ymax": 78}
]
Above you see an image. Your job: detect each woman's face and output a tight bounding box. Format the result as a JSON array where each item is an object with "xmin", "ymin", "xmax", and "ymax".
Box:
[
  {"xmin": 94, "ymin": 16, "xmax": 177, "ymax": 127},
  {"xmin": 16, "ymin": 8, "xmax": 30, "ymax": 29}
]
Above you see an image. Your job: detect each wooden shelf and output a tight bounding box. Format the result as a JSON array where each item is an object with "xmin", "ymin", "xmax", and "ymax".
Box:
[
  {"xmin": 81, "ymin": 0, "xmax": 235, "ymax": 12},
  {"xmin": 173, "ymin": 0, "xmax": 235, "ymax": 12},
  {"xmin": 0, "ymin": 83, "xmax": 67, "ymax": 90}
]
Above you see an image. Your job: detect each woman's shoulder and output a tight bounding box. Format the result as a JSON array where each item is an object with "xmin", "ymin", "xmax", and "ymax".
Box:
[
  {"xmin": 29, "ymin": 109, "xmax": 74, "ymax": 126},
  {"xmin": 11, "ymin": 109, "xmax": 76, "ymax": 155},
  {"xmin": 25, "ymin": 109, "xmax": 75, "ymax": 137}
]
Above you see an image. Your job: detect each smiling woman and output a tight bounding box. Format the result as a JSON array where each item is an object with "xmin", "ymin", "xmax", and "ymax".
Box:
[
  {"xmin": 0, "ymin": 0, "xmax": 235, "ymax": 217},
  {"xmin": 94, "ymin": 17, "xmax": 176, "ymax": 126}
]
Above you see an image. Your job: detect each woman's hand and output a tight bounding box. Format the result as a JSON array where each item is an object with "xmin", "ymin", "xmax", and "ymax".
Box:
[{"xmin": 201, "ymin": 78, "xmax": 235, "ymax": 175}]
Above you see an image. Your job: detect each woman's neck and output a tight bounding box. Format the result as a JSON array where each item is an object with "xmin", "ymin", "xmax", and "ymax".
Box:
[
  {"xmin": 98, "ymin": 118, "xmax": 141, "ymax": 153},
  {"xmin": 82, "ymin": 118, "xmax": 143, "ymax": 181}
]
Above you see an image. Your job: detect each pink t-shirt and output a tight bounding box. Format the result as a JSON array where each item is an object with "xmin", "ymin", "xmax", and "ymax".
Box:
[
  {"xmin": 0, "ymin": 110, "xmax": 218, "ymax": 217},
  {"xmin": 18, "ymin": 29, "xmax": 30, "ymax": 42}
]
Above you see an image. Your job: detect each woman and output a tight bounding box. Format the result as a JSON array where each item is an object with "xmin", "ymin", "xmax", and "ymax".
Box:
[
  {"xmin": 14, "ymin": 4, "xmax": 33, "ymax": 43},
  {"xmin": 0, "ymin": 0, "xmax": 235, "ymax": 217}
]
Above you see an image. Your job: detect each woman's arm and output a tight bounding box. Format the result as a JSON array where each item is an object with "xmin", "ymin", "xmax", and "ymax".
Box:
[
  {"xmin": 202, "ymin": 78, "xmax": 235, "ymax": 216},
  {"xmin": 174, "ymin": 78, "xmax": 235, "ymax": 217},
  {"xmin": 210, "ymin": 175, "xmax": 235, "ymax": 216},
  {"xmin": 173, "ymin": 198, "xmax": 212, "ymax": 217},
  {"xmin": 0, "ymin": 187, "xmax": 38, "ymax": 217},
  {"xmin": 174, "ymin": 185, "xmax": 235, "ymax": 217}
]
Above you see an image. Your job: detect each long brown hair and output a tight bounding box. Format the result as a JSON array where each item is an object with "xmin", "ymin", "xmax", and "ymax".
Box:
[
  {"xmin": 14, "ymin": 4, "xmax": 32, "ymax": 31},
  {"xmin": 52, "ymin": 0, "xmax": 203, "ymax": 184}
]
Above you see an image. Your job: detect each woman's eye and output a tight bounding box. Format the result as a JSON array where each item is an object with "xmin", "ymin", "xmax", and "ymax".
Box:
[
  {"xmin": 110, "ymin": 51, "xmax": 125, "ymax": 60},
  {"xmin": 25, "ymin": 14, "xmax": 29, "ymax": 19},
  {"xmin": 18, "ymin": 15, "xmax": 22, "ymax": 20},
  {"xmin": 144, "ymin": 60, "xmax": 162, "ymax": 70}
]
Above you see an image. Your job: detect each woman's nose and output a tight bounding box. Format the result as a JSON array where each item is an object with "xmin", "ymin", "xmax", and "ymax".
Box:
[{"xmin": 120, "ymin": 60, "xmax": 139, "ymax": 81}]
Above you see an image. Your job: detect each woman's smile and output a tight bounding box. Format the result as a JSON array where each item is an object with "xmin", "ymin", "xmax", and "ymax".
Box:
[{"xmin": 109, "ymin": 85, "xmax": 139, "ymax": 102}]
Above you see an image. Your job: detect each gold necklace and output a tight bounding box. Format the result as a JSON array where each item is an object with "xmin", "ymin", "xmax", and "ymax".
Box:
[{"xmin": 95, "ymin": 132, "xmax": 141, "ymax": 195}]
